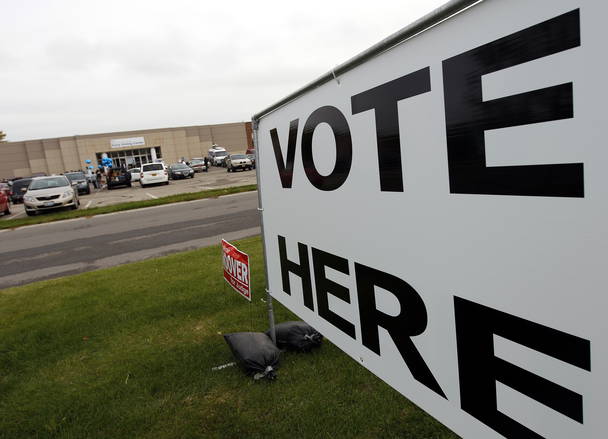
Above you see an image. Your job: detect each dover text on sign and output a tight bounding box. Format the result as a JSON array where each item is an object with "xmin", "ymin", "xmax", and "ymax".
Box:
[{"xmin": 222, "ymin": 239, "xmax": 251, "ymax": 301}]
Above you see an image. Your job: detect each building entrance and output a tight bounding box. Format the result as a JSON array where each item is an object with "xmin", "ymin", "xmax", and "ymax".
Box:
[{"xmin": 96, "ymin": 147, "xmax": 162, "ymax": 169}]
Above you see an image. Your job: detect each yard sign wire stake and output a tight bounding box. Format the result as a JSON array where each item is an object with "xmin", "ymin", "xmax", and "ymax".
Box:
[
  {"xmin": 221, "ymin": 242, "xmax": 227, "ymax": 338},
  {"xmin": 248, "ymin": 256, "xmax": 253, "ymax": 332},
  {"xmin": 249, "ymin": 292, "xmax": 253, "ymax": 332}
]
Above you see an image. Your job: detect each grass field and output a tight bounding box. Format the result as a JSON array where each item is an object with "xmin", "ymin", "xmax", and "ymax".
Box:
[
  {"xmin": 0, "ymin": 236, "xmax": 459, "ymax": 439},
  {"xmin": 0, "ymin": 184, "xmax": 257, "ymax": 230}
]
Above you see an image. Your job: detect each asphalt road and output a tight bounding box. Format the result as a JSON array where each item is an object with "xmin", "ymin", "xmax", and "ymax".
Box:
[{"xmin": 0, "ymin": 191, "xmax": 260, "ymax": 290}]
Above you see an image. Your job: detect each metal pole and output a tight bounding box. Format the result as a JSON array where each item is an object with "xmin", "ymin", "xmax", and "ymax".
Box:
[
  {"xmin": 252, "ymin": 121, "xmax": 276, "ymax": 344},
  {"xmin": 252, "ymin": 0, "xmax": 482, "ymax": 122}
]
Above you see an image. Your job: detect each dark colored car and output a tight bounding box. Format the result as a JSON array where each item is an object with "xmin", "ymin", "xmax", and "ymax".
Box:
[
  {"xmin": 10, "ymin": 178, "xmax": 32, "ymax": 204},
  {"xmin": 246, "ymin": 154, "xmax": 256, "ymax": 169},
  {"xmin": 168, "ymin": 163, "xmax": 195, "ymax": 179},
  {"xmin": 64, "ymin": 171, "xmax": 91, "ymax": 194},
  {"xmin": 107, "ymin": 168, "xmax": 132, "ymax": 190}
]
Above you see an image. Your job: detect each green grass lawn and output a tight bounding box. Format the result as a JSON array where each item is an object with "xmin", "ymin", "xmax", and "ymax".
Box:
[
  {"xmin": 0, "ymin": 184, "xmax": 257, "ymax": 230},
  {"xmin": 0, "ymin": 236, "xmax": 459, "ymax": 439}
]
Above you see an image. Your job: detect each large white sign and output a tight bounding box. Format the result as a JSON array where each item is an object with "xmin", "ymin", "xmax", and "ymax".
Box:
[
  {"xmin": 255, "ymin": 1, "xmax": 605, "ymax": 438},
  {"xmin": 111, "ymin": 137, "xmax": 145, "ymax": 149}
]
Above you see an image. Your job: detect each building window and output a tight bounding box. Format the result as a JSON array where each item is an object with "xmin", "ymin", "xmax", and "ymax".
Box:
[{"xmin": 96, "ymin": 147, "xmax": 160, "ymax": 169}]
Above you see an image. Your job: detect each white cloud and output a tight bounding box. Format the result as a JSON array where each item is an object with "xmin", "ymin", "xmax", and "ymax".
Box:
[{"xmin": 0, "ymin": 0, "xmax": 446, "ymax": 141}]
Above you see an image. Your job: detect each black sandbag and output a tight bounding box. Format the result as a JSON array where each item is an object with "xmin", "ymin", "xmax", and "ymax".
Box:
[
  {"xmin": 223, "ymin": 332, "xmax": 280, "ymax": 380},
  {"xmin": 268, "ymin": 321, "xmax": 323, "ymax": 352}
]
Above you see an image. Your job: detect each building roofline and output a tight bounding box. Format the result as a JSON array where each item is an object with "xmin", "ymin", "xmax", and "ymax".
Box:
[{"xmin": 2, "ymin": 121, "xmax": 251, "ymax": 145}]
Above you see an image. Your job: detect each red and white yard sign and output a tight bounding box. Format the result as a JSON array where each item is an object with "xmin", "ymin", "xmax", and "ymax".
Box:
[{"xmin": 222, "ymin": 239, "xmax": 251, "ymax": 301}]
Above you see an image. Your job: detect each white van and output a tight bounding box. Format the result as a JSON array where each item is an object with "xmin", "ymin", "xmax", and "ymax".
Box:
[
  {"xmin": 140, "ymin": 163, "xmax": 168, "ymax": 187},
  {"xmin": 208, "ymin": 146, "xmax": 228, "ymax": 166}
]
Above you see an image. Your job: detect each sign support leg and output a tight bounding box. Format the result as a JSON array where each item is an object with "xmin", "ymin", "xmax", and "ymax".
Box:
[
  {"xmin": 266, "ymin": 289, "xmax": 276, "ymax": 344},
  {"xmin": 252, "ymin": 119, "xmax": 277, "ymax": 344}
]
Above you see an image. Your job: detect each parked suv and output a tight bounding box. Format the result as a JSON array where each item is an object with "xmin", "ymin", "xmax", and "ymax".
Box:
[
  {"xmin": 140, "ymin": 163, "xmax": 168, "ymax": 187},
  {"xmin": 64, "ymin": 171, "xmax": 91, "ymax": 194},
  {"xmin": 208, "ymin": 147, "xmax": 228, "ymax": 166},
  {"xmin": 226, "ymin": 154, "xmax": 252, "ymax": 172},
  {"xmin": 107, "ymin": 168, "xmax": 132, "ymax": 190},
  {"xmin": 23, "ymin": 175, "xmax": 79, "ymax": 216}
]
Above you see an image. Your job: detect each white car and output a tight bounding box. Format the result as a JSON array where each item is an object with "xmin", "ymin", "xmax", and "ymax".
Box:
[
  {"xmin": 140, "ymin": 163, "xmax": 168, "ymax": 187},
  {"xmin": 226, "ymin": 154, "xmax": 253, "ymax": 172},
  {"xmin": 129, "ymin": 168, "xmax": 141, "ymax": 182},
  {"xmin": 208, "ymin": 147, "xmax": 228, "ymax": 166},
  {"xmin": 23, "ymin": 175, "xmax": 80, "ymax": 216}
]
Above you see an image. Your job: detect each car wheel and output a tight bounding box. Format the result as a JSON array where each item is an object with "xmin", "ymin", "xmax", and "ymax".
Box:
[
  {"xmin": 87, "ymin": 188, "xmax": 91, "ymax": 195},
  {"xmin": 4, "ymin": 206, "xmax": 10, "ymax": 215},
  {"xmin": 26, "ymin": 210, "xmax": 36, "ymax": 216},
  {"xmin": 127, "ymin": 182, "xmax": 132, "ymax": 187},
  {"xmin": 165, "ymin": 181, "xmax": 169, "ymax": 185},
  {"xmin": 141, "ymin": 183, "xmax": 146, "ymax": 188}
]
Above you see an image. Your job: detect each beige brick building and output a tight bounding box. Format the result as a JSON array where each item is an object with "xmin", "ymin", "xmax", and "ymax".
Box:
[{"xmin": 0, "ymin": 121, "xmax": 253, "ymax": 179}]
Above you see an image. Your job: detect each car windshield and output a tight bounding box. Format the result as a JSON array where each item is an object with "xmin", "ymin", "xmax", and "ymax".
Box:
[
  {"xmin": 171, "ymin": 164, "xmax": 189, "ymax": 169},
  {"xmin": 29, "ymin": 177, "xmax": 69, "ymax": 190},
  {"xmin": 64, "ymin": 172, "xmax": 85, "ymax": 181},
  {"xmin": 231, "ymin": 154, "xmax": 246, "ymax": 159},
  {"xmin": 191, "ymin": 160, "xmax": 203, "ymax": 165},
  {"xmin": 143, "ymin": 164, "xmax": 164, "ymax": 171},
  {"xmin": 130, "ymin": 168, "xmax": 140, "ymax": 173},
  {"xmin": 215, "ymin": 152, "xmax": 228, "ymax": 157}
]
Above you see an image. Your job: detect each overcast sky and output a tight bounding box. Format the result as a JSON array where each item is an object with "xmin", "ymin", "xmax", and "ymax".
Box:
[{"xmin": 1, "ymin": 0, "xmax": 446, "ymax": 142}]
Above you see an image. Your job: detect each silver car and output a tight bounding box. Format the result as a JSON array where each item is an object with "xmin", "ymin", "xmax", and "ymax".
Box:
[
  {"xmin": 64, "ymin": 171, "xmax": 91, "ymax": 195},
  {"xmin": 226, "ymin": 154, "xmax": 252, "ymax": 172},
  {"xmin": 23, "ymin": 175, "xmax": 80, "ymax": 216}
]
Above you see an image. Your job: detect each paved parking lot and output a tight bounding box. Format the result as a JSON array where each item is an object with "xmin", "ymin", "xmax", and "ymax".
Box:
[{"xmin": 2, "ymin": 166, "xmax": 257, "ymax": 220}]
